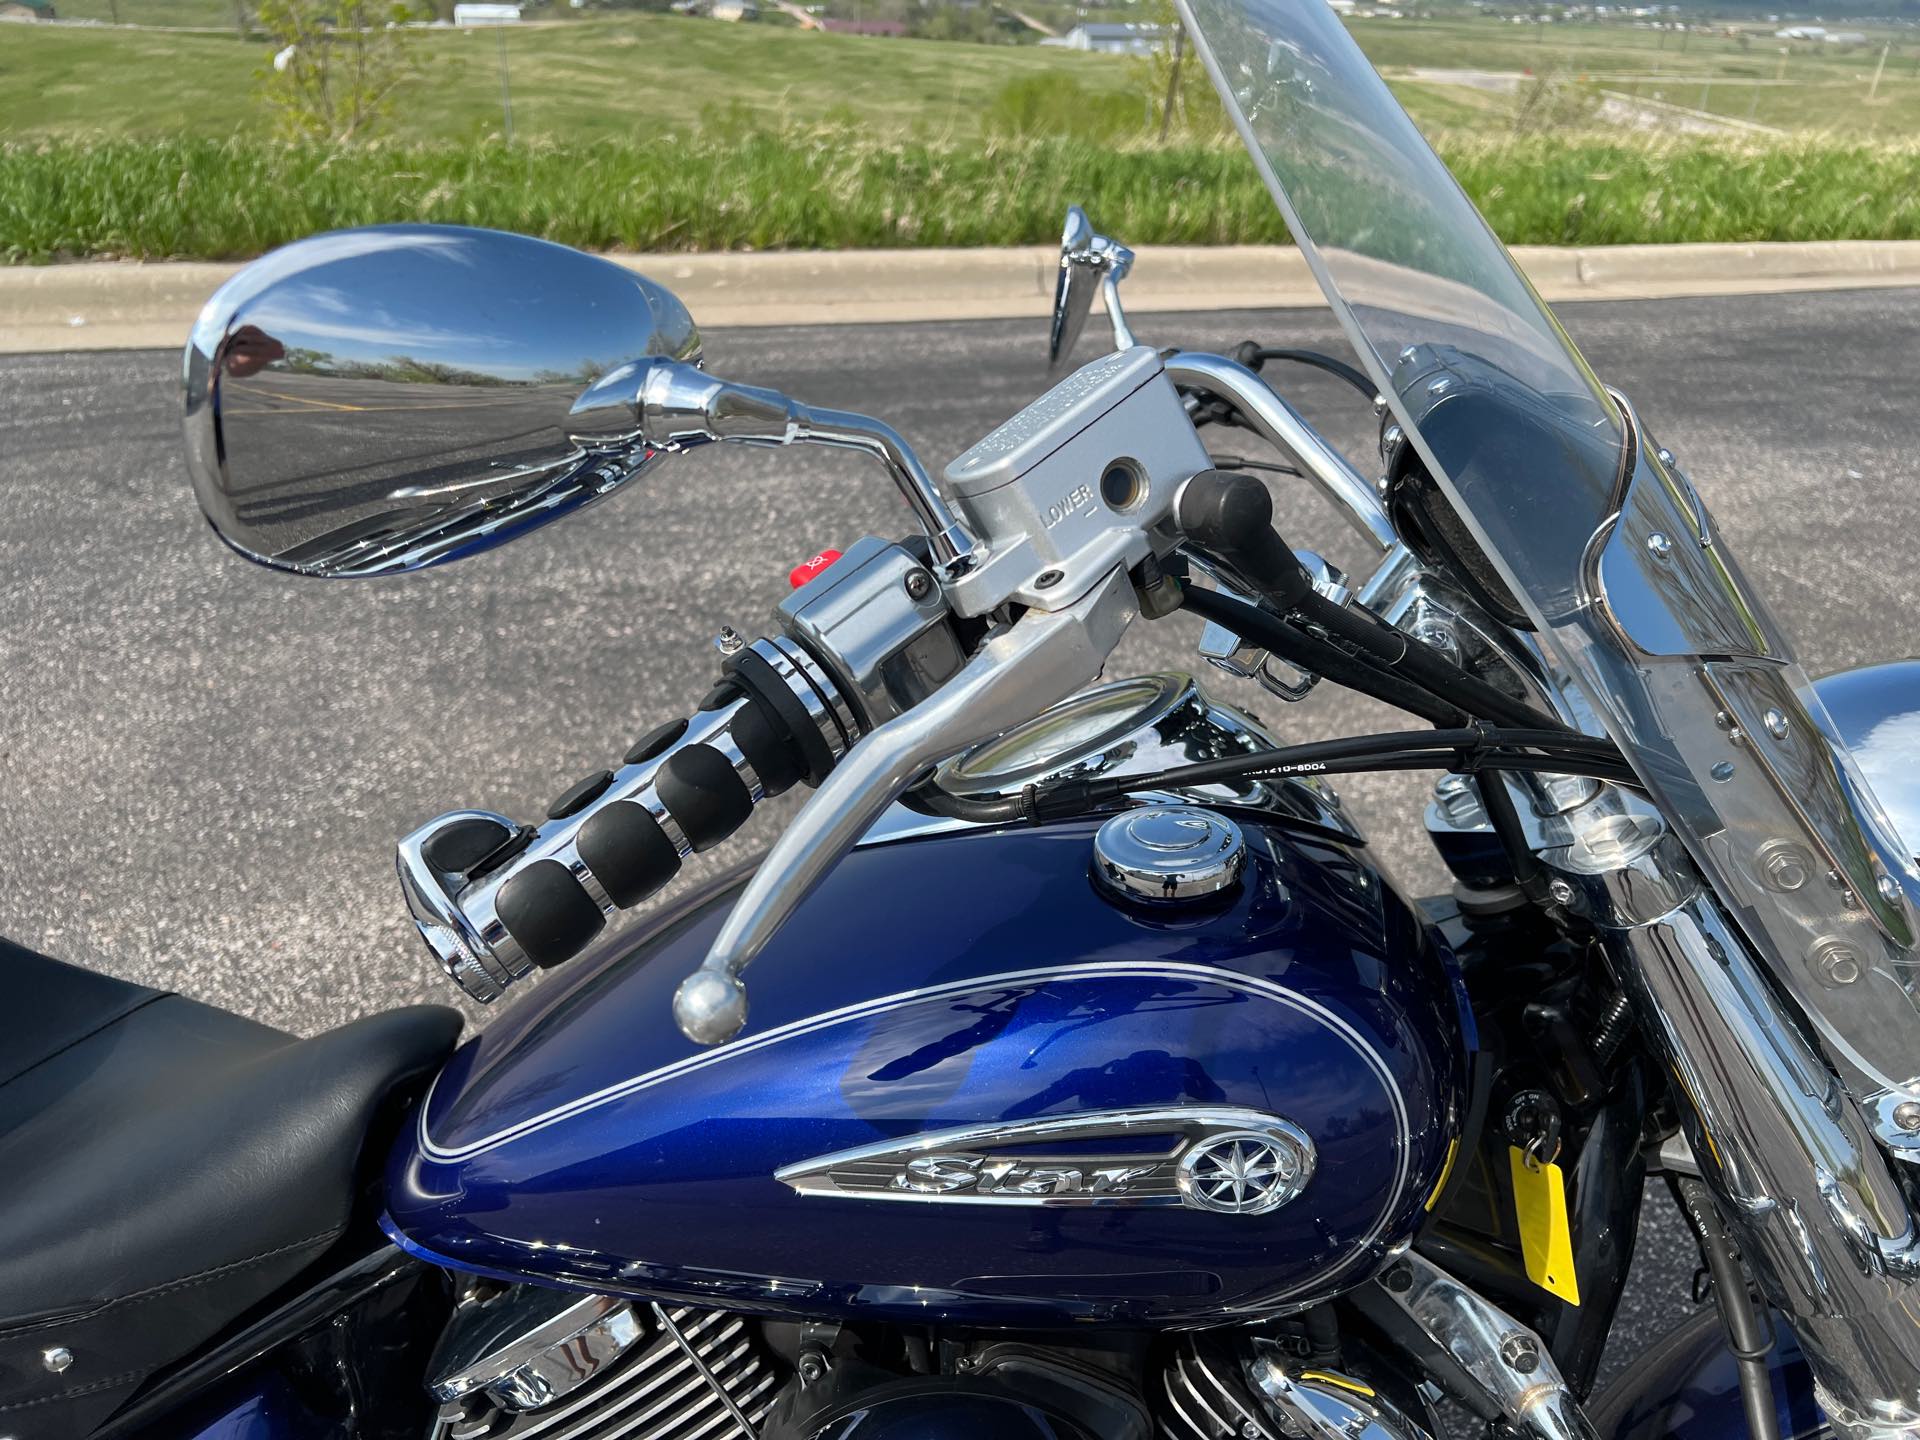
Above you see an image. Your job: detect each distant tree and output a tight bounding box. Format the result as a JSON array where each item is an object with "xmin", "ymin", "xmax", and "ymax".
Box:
[
  {"xmin": 254, "ymin": 0, "xmax": 432, "ymax": 141},
  {"xmin": 1134, "ymin": 0, "xmax": 1225, "ymax": 139}
]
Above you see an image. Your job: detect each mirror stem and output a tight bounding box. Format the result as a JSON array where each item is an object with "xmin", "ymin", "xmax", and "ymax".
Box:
[
  {"xmin": 576, "ymin": 359, "xmax": 980, "ymax": 573},
  {"xmin": 1102, "ymin": 271, "xmax": 1137, "ymax": 352},
  {"xmin": 789, "ymin": 405, "xmax": 978, "ymax": 572}
]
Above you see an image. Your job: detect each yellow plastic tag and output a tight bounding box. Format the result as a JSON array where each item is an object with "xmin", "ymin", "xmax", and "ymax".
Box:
[{"xmin": 1508, "ymin": 1145, "xmax": 1580, "ymax": 1306}]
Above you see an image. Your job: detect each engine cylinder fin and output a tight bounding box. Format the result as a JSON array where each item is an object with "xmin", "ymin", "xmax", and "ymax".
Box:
[
  {"xmin": 1159, "ymin": 1342, "xmax": 1278, "ymax": 1440},
  {"xmin": 429, "ymin": 1297, "xmax": 777, "ymax": 1440}
]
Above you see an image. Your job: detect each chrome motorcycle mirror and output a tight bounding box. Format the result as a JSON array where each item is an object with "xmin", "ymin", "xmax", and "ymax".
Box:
[
  {"xmin": 181, "ymin": 224, "xmax": 701, "ymax": 578},
  {"xmin": 1048, "ymin": 204, "xmax": 1136, "ymax": 372}
]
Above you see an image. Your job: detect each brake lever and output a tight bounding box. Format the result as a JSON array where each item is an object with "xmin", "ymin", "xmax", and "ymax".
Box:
[{"xmin": 671, "ymin": 567, "xmax": 1139, "ymax": 1045}]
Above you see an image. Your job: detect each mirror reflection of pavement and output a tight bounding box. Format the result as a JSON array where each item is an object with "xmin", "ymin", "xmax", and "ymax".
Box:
[
  {"xmin": 6, "ymin": 288, "xmax": 1919, "ymax": 1388},
  {"xmin": 218, "ymin": 374, "xmax": 578, "ymax": 555}
]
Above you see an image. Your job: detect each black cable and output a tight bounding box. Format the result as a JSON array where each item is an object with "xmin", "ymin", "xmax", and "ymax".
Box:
[
  {"xmin": 1477, "ymin": 768, "xmax": 1549, "ymax": 897},
  {"xmin": 1208, "ymin": 453, "xmax": 1302, "ymax": 478},
  {"xmin": 1295, "ymin": 591, "xmax": 1564, "ymax": 733},
  {"xmin": 1676, "ymin": 1178, "xmax": 1783, "ymax": 1440},
  {"xmin": 910, "ymin": 727, "xmax": 1636, "ymax": 829},
  {"xmin": 1246, "ymin": 345, "xmax": 1379, "ymax": 401},
  {"xmin": 1027, "ymin": 727, "xmax": 1634, "ymax": 822},
  {"xmin": 1180, "ymin": 585, "xmax": 1470, "ymax": 728}
]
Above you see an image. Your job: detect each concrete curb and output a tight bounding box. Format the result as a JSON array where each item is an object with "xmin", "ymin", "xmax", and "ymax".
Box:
[{"xmin": 6, "ymin": 240, "xmax": 1920, "ymax": 353}]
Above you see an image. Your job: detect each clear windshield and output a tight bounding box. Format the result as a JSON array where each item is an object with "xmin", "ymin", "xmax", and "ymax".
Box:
[{"xmin": 1175, "ymin": 0, "xmax": 1920, "ymax": 1100}]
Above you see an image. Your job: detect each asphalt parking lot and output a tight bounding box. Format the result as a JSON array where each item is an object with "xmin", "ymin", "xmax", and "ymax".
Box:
[{"xmin": 6, "ymin": 286, "xmax": 1919, "ymax": 1390}]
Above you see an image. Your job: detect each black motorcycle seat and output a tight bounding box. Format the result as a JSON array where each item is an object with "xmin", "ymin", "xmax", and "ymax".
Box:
[{"xmin": 0, "ymin": 937, "xmax": 461, "ymax": 1439}]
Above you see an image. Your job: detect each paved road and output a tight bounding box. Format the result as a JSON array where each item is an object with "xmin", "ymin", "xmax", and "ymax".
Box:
[{"xmin": 6, "ymin": 288, "xmax": 1919, "ymax": 1391}]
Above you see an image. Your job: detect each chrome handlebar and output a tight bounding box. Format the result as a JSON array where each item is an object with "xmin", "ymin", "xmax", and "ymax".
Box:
[{"xmin": 571, "ymin": 358, "xmax": 979, "ymax": 571}]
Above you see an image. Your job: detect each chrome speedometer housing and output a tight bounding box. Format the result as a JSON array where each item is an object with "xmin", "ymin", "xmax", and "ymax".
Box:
[{"xmin": 926, "ymin": 671, "xmax": 1356, "ymax": 837}]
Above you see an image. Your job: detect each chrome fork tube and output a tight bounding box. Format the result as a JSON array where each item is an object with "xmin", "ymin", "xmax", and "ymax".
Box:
[{"xmin": 1611, "ymin": 894, "xmax": 1920, "ymax": 1440}]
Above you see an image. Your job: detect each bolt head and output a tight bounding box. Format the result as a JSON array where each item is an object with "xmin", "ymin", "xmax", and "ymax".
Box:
[
  {"xmin": 1656, "ymin": 447, "xmax": 1676, "ymax": 466},
  {"xmin": 1711, "ymin": 761, "xmax": 1736, "ymax": 782},
  {"xmin": 1879, "ymin": 875, "xmax": 1902, "ymax": 905},
  {"xmin": 1894, "ymin": 1101, "xmax": 1920, "ymax": 1132},
  {"xmin": 1383, "ymin": 1262, "xmax": 1413, "ymax": 1293},
  {"xmin": 1758, "ymin": 842, "xmax": 1810, "ymax": 892},
  {"xmin": 1646, "ymin": 531, "xmax": 1674, "ymax": 559},
  {"xmin": 1764, "ymin": 708, "xmax": 1790, "ymax": 740},
  {"xmin": 41, "ymin": 1347, "xmax": 72, "ymax": 1374},
  {"xmin": 903, "ymin": 569, "xmax": 933, "ymax": 601},
  {"xmin": 1499, "ymin": 1335, "xmax": 1541, "ymax": 1374},
  {"xmin": 1548, "ymin": 877, "xmax": 1576, "ymax": 905},
  {"xmin": 1815, "ymin": 939, "xmax": 1863, "ymax": 987},
  {"xmin": 713, "ymin": 626, "xmax": 745, "ymax": 657}
]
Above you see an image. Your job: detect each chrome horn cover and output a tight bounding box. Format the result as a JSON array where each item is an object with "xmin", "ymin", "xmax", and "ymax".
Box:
[{"xmin": 1816, "ymin": 659, "xmax": 1920, "ymax": 864}]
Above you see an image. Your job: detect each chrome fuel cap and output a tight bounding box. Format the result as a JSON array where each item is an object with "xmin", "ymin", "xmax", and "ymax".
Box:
[{"xmin": 1093, "ymin": 806, "xmax": 1245, "ymax": 905}]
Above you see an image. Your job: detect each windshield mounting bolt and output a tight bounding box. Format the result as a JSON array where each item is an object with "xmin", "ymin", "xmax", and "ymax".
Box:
[
  {"xmin": 1764, "ymin": 709, "xmax": 1791, "ymax": 740},
  {"xmin": 1758, "ymin": 840, "xmax": 1811, "ymax": 892},
  {"xmin": 1880, "ymin": 875, "xmax": 1903, "ymax": 905},
  {"xmin": 41, "ymin": 1347, "xmax": 72, "ymax": 1374},
  {"xmin": 903, "ymin": 569, "xmax": 933, "ymax": 602},
  {"xmin": 1895, "ymin": 1102, "xmax": 1920, "ymax": 1132},
  {"xmin": 1657, "ymin": 447, "xmax": 1676, "ymax": 466},
  {"xmin": 1548, "ymin": 877, "xmax": 1576, "ymax": 906},
  {"xmin": 713, "ymin": 626, "xmax": 745, "ymax": 658},
  {"xmin": 1814, "ymin": 938, "xmax": 1863, "ymax": 987},
  {"xmin": 1499, "ymin": 1335, "xmax": 1541, "ymax": 1375},
  {"xmin": 1646, "ymin": 531, "xmax": 1674, "ymax": 560}
]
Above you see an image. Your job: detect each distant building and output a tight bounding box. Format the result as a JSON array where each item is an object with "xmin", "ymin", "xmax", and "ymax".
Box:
[
  {"xmin": 0, "ymin": 0, "xmax": 57, "ymax": 18},
  {"xmin": 1041, "ymin": 20, "xmax": 1162, "ymax": 52},
  {"xmin": 709, "ymin": 0, "xmax": 758, "ymax": 18},
  {"xmin": 1773, "ymin": 23, "xmax": 1823, "ymax": 37},
  {"xmin": 1823, "ymin": 29, "xmax": 1867, "ymax": 42},
  {"xmin": 819, "ymin": 15, "xmax": 904, "ymax": 32},
  {"xmin": 453, "ymin": 2, "xmax": 520, "ymax": 21}
]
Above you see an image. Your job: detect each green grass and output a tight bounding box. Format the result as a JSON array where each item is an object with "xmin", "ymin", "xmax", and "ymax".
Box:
[
  {"xmin": 7, "ymin": 10, "xmax": 1920, "ymax": 260},
  {"xmin": 41, "ymin": 0, "xmax": 243, "ymax": 25},
  {"xmin": 8, "ymin": 128, "xmax": 1920, "ymax": 262},
  {"xmin": 0, "ymin": 14, "xmax": 1142, "ymax": 141}
]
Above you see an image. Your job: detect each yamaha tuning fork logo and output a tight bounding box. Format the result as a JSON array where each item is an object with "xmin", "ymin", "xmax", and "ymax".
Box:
[{"xmin": 775, "ymin": 1107, "xmax": 1316, "ymax": 1215}]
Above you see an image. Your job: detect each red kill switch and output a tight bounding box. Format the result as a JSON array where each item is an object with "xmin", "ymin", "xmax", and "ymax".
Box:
[{"xmin": 788, "ymin": 549, "xmax": 844, "ymax": 590}]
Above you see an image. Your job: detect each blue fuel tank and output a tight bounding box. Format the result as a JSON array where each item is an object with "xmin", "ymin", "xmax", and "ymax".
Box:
[{"xmin": 383, "ymin": 808, "xmax": 1471, "ymax": 1326}]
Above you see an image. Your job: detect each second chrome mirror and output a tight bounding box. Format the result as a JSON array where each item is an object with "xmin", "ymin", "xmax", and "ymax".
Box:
[
  {"xmin": 1047, "ymin": 205, "xmax": 1136, "ymax": 372},
  {"xmin": 182, "ymin": 224, "xmax": 701, "ymax": 578}
]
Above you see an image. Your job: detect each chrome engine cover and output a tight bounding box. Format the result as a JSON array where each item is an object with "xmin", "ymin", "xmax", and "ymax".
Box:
[{"xmin": 427, "ymin": 1285, "xmax": 777, "ymax": 1440}]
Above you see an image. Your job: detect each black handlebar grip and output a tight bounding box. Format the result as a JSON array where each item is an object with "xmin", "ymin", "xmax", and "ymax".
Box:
[
  {"xmin": 656, "ymin": 744, "xmax": 754, "ymax": 851},
  {"xmin": 479, "ymin": 639, "xmax": 850, "ymax": 979},
  {"xmin": 578, "ymin": 803, "xmax": 681, "ymax": 908},
  {"xmin": 496, "ymin": 859, "xmax": 606, "ymax": 969},
  {"xmin": 1177, "ymin": 469, "xmax": 1315, "ymax": 612}
]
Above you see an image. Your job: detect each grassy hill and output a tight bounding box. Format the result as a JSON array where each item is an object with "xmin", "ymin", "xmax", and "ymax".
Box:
[
  {"xmin": 8, "ymin": 6, "xmax": 1920, "ymax": 259},
  {"xmin": 2, "ymin": 14, "xmax": 1147, "ymax": 141},
  {"xmin": 8, "ymin": 7, "xmax": 1920, "ymax": 144}
]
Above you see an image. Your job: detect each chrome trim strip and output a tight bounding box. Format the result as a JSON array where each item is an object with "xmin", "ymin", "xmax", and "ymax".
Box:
[
  {"xmin": 774, "ymin": 1104, "xmax": 1315, "ymax": 1212},
  {"xmin": 416, "ymin": 960, "xmax": 1410, "ymax": 1243}
]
